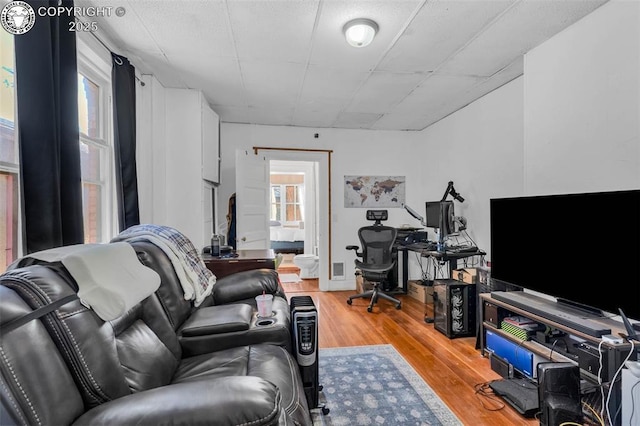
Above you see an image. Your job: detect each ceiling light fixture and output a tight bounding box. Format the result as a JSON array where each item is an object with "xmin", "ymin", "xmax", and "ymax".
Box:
[{"xmin": 343, "ymin": 18, "xmax": 378, "ymax": 48}]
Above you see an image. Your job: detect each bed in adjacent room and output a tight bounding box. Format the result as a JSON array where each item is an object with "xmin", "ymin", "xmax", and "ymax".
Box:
[{"xmin": 270, "ymin": 221, "xmax": 305, "ymax": 254}]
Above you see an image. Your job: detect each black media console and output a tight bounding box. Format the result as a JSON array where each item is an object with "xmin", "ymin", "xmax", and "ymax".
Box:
[{"xmin": 490, "ymin": 291, "xmax": 611, "ymax": 337}]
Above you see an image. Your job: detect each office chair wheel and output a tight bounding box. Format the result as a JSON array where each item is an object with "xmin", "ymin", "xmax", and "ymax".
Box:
[
  {"xmin": 367, "ymin": 306, "xmax": 373, "ymax": 312},
  {"xmin": 347, "ymin": 299, "xmax": 353, "ymax": 305},
  {"xmin": 322, "ymin": 407, "xmax": 330, "ymax": 415},
  {"xmin": 396, "ymin": 303, "xmax": 401, "ymax": 310}
]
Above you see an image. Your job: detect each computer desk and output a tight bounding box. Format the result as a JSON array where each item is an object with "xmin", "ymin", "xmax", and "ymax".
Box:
[
  {"xmin": 395, "ymin": 245, "xmax": 485, "ymax": 323},
  {"xmin": 420, "ymin": 248, "xmax": 486, "ymax": 276}
]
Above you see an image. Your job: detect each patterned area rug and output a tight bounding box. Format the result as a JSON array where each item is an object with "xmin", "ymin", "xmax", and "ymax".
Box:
[{"xmin": 312, "ymin": 345, "xmax": 461, "ymax": 426}]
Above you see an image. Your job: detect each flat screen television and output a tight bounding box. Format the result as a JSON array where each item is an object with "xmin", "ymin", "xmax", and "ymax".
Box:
[{"xmin": 490, "ymin": 189, "xmax": 640, "ymax": 320}]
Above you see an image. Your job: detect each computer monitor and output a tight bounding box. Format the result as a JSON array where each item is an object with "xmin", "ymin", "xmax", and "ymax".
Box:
[
  {"xmin": 425, "ymin": 201, "xmax": 455, "ymax": 237},
  {"xmin": 438, "ymin": 201, "xmax": 455, "ymax": 238},
  {"xmin": 425, "ymin": 201, "xmax": 441, "ymax": 228}
]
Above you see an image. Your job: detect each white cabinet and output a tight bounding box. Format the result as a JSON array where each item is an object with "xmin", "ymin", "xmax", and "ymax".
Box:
[
  {"xmin": 164, "ymin": 89, "xmax": 220, "ymax": 249},
  {"xmin": 201, "ymin": 99, "xmax": 220, "ymax": 183}
]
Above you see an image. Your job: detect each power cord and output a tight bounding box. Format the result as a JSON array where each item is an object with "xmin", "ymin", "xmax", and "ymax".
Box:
[
  {"xmin": 604, "ymin": 339, "xmax": 635, "ymax": 425},
  {"xmin": 473, "ymin": 380, "xmax": 506, "ymax": 411},
  {"xmin": 582, "ymin": 400, "xmax": 605, "ymax": 426}
]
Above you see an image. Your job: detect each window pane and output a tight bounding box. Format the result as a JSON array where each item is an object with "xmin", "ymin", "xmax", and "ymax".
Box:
[
  {"xmin": 80, "ymin": 141, "xmax": 102, "ymax": 181},
  {"xmin": 1, "ymin": 31, "xmax": 16, "ymax": 163},
  {"xmin": 0, "ymin": 172, "xmax": 18, "ymax": 269},
  {"xmin": 78, "ymin": 74, "xmax": 100, "ymax": 138},
  {"xmin": 1, "ymin": 31, "xmax": 18, "ymax": 268},
  {"xmin": 274, "ymin": 202, "xmax": 281, "ymax": 221},
  {"xmin": 82, "ymin": 182, "xmax": 102, "ymax": 243},
  {"xmin": 285, "ymin": 185, "xmax": 295, "ymax": 202}
]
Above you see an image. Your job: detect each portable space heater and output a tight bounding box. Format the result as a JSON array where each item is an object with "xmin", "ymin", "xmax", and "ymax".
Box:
[{"xmin": 289, "ymin": 296, "xmax": 328, "ymax": 414}]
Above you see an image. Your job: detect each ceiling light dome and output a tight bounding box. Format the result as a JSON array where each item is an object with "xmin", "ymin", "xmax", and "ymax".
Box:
[{"xmin": 343, "ymin": 18, "xmax": 378, "ymax": 48}]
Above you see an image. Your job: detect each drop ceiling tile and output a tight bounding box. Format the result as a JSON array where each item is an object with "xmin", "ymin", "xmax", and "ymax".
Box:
[
  {"xmin": 76, "ymin": 0, "xmax": 612, "ymax": 131},
  {"xmin": 213, "ymin": 105, "xmax": 250, "ymax": 124},
  {"xmin": 377, "ymin": 0, "xmax": 514, "ymax": 73},
  {"xmin": 229, "ymin": 0, "xmax": 320, "ymax": 63},
  {"xmin": 167, "ymin": 54, "xmax": 246, "ymax": 106},
  {"xmin": 298, "ymin": 65, "xmax": 370, "ymax": 108},
  {"xmin": 247, "ymin": 106, "xmax": 296, "ymax": 126},
  {"xmin": 345, "ymin": 71, "xmax": 427, "ymax": 114},
  {"xmin": 241, "ymin": 61, "xmax": 306, "ymax": 108},
  {"xmin": 391, "ymin": 74, "xmax": 483, "ymax": 114},
  {"xmin": 333, "ymin": 112, "xmax": 383, "ymax": 128},
  {"xmin": 75, "ymin": 0, "xmax": 163, "ymax": 56},
  {"xmin": 134, "ymin": 53, "xmax": 187, "ymax": 88},
  {"xmin": 132, "ymin": 1, "xmax": 235, "ymax": 58},
  {"xmin": 309, "ymin": 0, "xmax": 422, "ymax": 72},
  {"xmin": 371, "ymin": 111, "xmax": 429, "ymax": 131},
  {"xmin": 440, "ymin": 0, "xmax": 608, "ymax": 77},
  {"xmin": 293, "ymin": 107, "xmax": 341, "ymax": 128}
]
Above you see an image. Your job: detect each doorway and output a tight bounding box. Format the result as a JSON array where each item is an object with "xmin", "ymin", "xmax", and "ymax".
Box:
[
  {"xmin": 269, "ymin": 160, "xmax": 319, "ymax": 291},
  {"xmin": 261, "ymin": 150, "xmax": 329, "ymax": 291},
  {"xmin": 235, "ymin": 148, "xmax": 330, "ymax": 291}
]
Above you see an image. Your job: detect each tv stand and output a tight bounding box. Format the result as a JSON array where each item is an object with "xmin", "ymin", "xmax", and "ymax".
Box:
[
  {"xmin": 490, "ymin": 291, "xmax": 610, "ymax": 337},
  {"xmin": 479, "ymin": 292, "xmax": 636, "ymax": 426}
]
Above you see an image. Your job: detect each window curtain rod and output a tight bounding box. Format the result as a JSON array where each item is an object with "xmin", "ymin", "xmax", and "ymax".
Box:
[{"xmin": 89, "ymin": 31, "xmax": 145, "ymax": 86}]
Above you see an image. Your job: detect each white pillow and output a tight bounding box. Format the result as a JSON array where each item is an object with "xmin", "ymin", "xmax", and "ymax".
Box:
[{"xmin": 60, "ymin": 243, "xmax": 160, "ymax": 321}]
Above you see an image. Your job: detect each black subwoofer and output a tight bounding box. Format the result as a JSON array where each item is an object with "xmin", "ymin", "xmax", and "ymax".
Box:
[{"xmin": 537, "ymin": 362, "xmax": 582, "ymax": 426}]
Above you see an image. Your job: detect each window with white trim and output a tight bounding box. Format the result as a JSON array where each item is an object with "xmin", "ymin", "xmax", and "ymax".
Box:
[
  {"xmin": 0, "ymin": 34, "xmax": 115, "ymax": 270},
  {"xmin": 77, "ymin": 56, "xmax": 113, "ymax": 243},
  {"xmin": 270, "ymin": 181, "xmax": 304, "ymax": 225},
  {"xmin": 0, "ymin": 30, "xmax": 18, "ymax": 270}
]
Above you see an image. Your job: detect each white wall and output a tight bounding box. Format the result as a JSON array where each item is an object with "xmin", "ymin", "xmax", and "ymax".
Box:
[
  {"xmin": 417, "ymin": 77, "xmax": 525, "ymax": 262},
  {"xmin": 523, "ymin": 0, "xmax": 640, "ymax": 195},
  {"xmin": 219, "ymin": 124, "xmax": 423, "ymax": 289}
]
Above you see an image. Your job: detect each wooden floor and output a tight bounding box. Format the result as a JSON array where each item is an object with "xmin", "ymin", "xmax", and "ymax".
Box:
[{"xmin": 276, "ymin": 260, "xmax": 537, "ymax": 426}]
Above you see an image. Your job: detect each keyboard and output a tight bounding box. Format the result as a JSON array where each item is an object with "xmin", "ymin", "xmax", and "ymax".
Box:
[{"xmin": 491, "ymin": 291, "xmax": 611, "ymax": 337}]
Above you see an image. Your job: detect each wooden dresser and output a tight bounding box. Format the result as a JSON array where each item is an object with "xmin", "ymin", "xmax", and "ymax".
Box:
[{"xmin": 203, "ymin": 249, "xmax": 276, "ymax": 279}]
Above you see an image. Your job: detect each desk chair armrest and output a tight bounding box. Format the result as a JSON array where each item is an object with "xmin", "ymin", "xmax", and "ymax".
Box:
[{"xmin": 346, "ymin": 245, "xmax": 363, "ymax": 257}]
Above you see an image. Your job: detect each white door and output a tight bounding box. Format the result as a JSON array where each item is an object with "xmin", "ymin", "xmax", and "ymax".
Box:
[{"xmin": 235, "ymin": 149, "xmax": 269, "ymax": 249}]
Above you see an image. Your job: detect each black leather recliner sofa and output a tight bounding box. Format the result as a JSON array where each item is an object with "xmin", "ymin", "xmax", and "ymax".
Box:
[
  {"xmin": 0, "ymin": 252, "xmax": 312, "ymax": 425},
  {"xmin": 130, "ymin": 240, "xmax": 294, "ymax": 356}
]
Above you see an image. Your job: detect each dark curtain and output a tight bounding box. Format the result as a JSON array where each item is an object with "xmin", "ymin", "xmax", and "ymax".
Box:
[
  {"xmin": 111, "ymin": 53, "xmax": 140, "ymax": 231},
  {"xmin": 14, "ymin": 0, "xmax": 84, "ymax": 253}
]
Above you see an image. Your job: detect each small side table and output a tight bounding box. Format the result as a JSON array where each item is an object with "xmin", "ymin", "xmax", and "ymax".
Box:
[{"xmin": 203, "ymin": 249, "xmax": 276, "ymax": 279}]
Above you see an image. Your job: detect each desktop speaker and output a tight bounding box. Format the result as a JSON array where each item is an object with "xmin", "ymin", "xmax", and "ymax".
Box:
[{"xmin": 537, "ymin": 362, "xmax": 582, "ymax": 426}]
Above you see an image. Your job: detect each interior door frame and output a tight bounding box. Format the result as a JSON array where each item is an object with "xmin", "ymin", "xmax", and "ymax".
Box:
[{"xmin": 253, "ymin": 147, "xmax": 333, "ymax": 288}]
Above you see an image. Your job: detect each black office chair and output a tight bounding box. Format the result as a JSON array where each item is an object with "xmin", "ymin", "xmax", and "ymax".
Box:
[{"xmin": 346, "ymin": 210, "xmax": 401, "ymax": 312}]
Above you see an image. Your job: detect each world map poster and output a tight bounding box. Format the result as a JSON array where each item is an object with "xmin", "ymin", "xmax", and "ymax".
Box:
[{"xmin": 344, "ymin": 175, "xmax": 406, "ymax": 208}]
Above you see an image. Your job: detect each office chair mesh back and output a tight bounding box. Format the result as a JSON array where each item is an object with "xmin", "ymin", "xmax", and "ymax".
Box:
[{"xmin": 358, "ymin": 226, "xmax": 396, "ymax": 281}]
